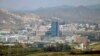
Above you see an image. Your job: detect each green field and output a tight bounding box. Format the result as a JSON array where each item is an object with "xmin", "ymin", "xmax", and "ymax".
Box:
[
  {"xmin": 0, "ymin": 42, "xmax": 100, "ymax": 56},
  {"xmin": 26, "ymin": 52, "xmax": 100, "ymax": 56}
]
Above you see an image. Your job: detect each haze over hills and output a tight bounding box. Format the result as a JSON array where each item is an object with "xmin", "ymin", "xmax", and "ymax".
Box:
[
  {"xmin": 0, "ymin": 4, "xmax": 100, "ymax": 29},
  {"xmin": 0, "ymin": 9, "xmax": 22, "ymax": 29},
  {"xmin": 0, "ymin": 9, "xmax": 40, "ymax": 29},
  {"xmin": 87, "ymin": 4, "xmax": 100, "ymax": 10},
  {"xmin": 33, "ymin": 5, "xmax": 100, "ymax": 23}
]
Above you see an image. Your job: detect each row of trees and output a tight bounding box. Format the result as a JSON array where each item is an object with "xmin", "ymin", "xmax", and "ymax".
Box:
[
  {"xmin": 43, "ymin": 43, "xmax": 71, "ymax": 52},
  {"xmin": 0, "ymin": 43, "xmax": 72, "ymax": 56},
  {"xmin": 0, "ymin": 44, "xmax": 35, "ymax": 56}
]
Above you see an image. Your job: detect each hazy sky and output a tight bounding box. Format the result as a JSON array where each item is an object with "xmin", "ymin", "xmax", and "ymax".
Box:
[{"xmin": 0, "ymin": 0, "xmax": 100, "ymax": 11}]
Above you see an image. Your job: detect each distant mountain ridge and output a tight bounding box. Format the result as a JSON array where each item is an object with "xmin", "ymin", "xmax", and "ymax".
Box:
[
  {"xmin": 0, "ymin": 9, "xmax": 40, "ymax": 29},
  {"xmin": 32, "ymin": 5, "xmax": 100, "ymax": 23},
  {"xmin": 86, "ymin": 4, "xmax": 100, "ymax": 10},
  {"xmin": 0, "ymin": 4, "xmax": 100, "ymax": 29}
]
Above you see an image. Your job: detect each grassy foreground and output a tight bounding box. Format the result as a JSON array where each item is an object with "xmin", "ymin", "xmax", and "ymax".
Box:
[{"xmin": 26, "ymin": 52, "xmax": 100, "ymax": 56}]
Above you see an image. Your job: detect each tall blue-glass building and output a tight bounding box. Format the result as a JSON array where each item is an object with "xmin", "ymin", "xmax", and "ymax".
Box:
[
  {"xmin": 50, "ymin": 21, "xmax": 59, "ymax": 37},
  {"xmin": 45, "ymin": 20, "xmax": 59, "ymax": 37}
]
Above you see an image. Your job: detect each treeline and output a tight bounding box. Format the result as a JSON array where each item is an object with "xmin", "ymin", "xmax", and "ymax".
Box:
[
  {"xmin": 0, "ymin": 43, "xmax": 72, "ymax": 56},
  {"xmin": 43, "ymin": 43, "xmax": 71, "ymax": 52},
  {"xmin": 0, "ymin": 45, "xmax": 35, "ymax": 56}
]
